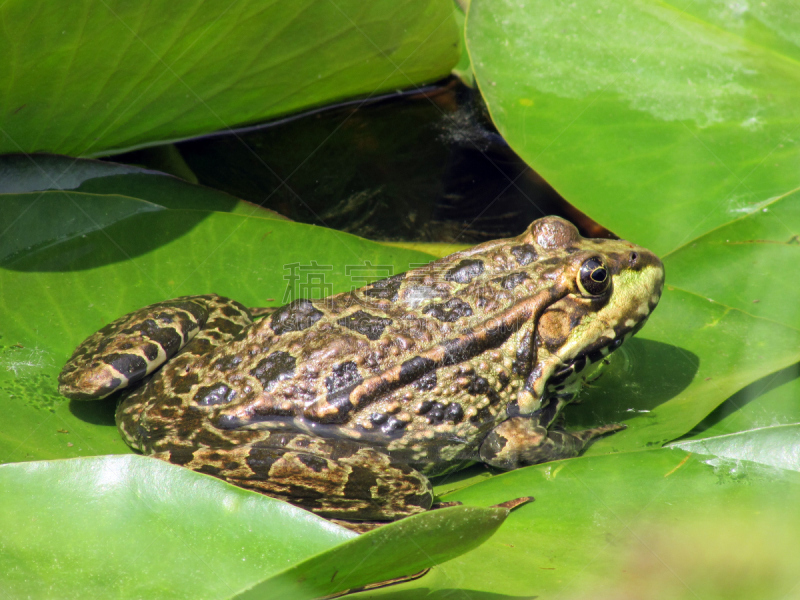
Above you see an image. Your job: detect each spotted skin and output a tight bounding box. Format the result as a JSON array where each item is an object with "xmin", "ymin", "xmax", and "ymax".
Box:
[{"xmin": 59, "ymin": 217, "xmax": 665, "ymax": 522}]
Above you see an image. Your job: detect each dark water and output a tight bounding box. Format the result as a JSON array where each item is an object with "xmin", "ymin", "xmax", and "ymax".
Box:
[{"xmin": 112, "ymin": 78, "xmax": 611, "ymax": 244}]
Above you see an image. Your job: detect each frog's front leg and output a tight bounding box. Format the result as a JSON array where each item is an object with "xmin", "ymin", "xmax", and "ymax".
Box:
[
  {"xmin": 158, "ymin": 432, "xmax": 434, "ymax": 521},
  {"xmin": 479, "ymin": 416, "xmax": 625, "ymax": 470}
]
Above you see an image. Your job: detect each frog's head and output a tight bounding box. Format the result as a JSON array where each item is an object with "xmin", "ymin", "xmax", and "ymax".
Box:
[{"xmin": 515, "ymin": 216, "xmax": 665, "ymax": 414}]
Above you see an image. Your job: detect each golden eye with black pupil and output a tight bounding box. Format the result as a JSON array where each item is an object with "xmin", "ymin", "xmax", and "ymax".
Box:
[{"xmin": 578, "ymin": 257, "xmax": 610, "ymax": 296}]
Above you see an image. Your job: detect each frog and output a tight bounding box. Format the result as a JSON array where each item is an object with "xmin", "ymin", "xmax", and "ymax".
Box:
[{"xmin": 59, "ymin": 216, "xmax": 664, "ymax": 523}]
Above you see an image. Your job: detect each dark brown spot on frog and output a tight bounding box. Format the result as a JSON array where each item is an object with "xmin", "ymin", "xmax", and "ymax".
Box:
[
  {"xmin": 370, "ymin": 412, "xmax": 388, "ymax": 426},
  {"xmin": 470, "ymin": 405, "xmax": 493, "ymax": 424},
  {"xmin": 548, "ymin": 365, "xmax": 574, "ymax": 385},
  {"xmin": 380, "ymin": 416, "xmax": 408, "ymax": 435},
  {"xmin": 170, "ymin": 371, "xmax": 200, "ymax": 395},
  {"xmin": 364, "ymin": 273, "xmax": 405, "ymax": 302},
  {"xmin": 270, "ymin": 299, "xmax": 324, "ymax": 335},
  {"xmin": 342, "ymin": 465, "xmax": 380, "ymax": 501},
  {"xmin": 586, "ymin": 347, "xmax": 607, "ymax": 364},
  {"xmin": 168, "ymin": 447, "xmax": 195, "ymax": 466},
  {"xmin": 194, "ymin": 382, "xmax": 237, "ymax": 406},
  {"xmin": 422, "ymin": 401, "xmax": 465, "ymax": 425},
  {"xmin": 130, "ymin": 318, "xmax": 184, "ymax": 355},
  {"xmin": 424, "ymin": 402, "xmax": 447, "ymax": 424},
  {"xmin": 220, "ymin": 302, "xmax": 248, "ymax": 318},
  {"xmin": 417, "ymin": 400, "xmax": 433, "ymax": 415},
  {"xmin": 336, "ymin": 310, "xmax": 393, "ymax": 341},
  {"xmin": 142, "ymin": 342, "xmax": 160, "ymax": 361},
  {"xmin": 322, "ymin": 361, "xmax": 363, "ymax": 421},
  {"xmin": 206, "ymin": 317, "xmax": 244, "ymax": 336},
  {"xmin": 245, "ymin": 446, "xmax": 283, "ymax": 476},
  {"xmin": 535, "ymin": 400, "xmax": 561, "ymax": 428},
  {"xmin": 250, "ymin": 351, "xmax": 296, "ymax": 391},
  {"xmin": 326, "ymin": 361, "xmax": 362, "ymax": 394},
  {"xmin": 413, "ymin": 370, "xmax": 437, "ymax": 391},
  {"xmin": 102, "ymin": 353, "xmax": 147, "ymax": 381},
  {"xmin": 510, "ymin": 244, "xmax": 538, "ymax": 266},
  {"xmin": 298, "ymin": 454, "xmax": 329, "ymax": 473},
  {"xmin": 399, "ymin": 356, "xmax": 436, "ymax": 385},
  {"xmin": 197, "ymin": 464, "xmax": 223, "ymax": 476},
  {"xmin": 499, "ymin": 272, "xmax": 530, "ymax": 290},
  {"xmin": 440, "ymin": 323, "xmax": 516, "ymax": 366},
  {"xmin": 467, "ymin": 376, "xmax": 490, "ymax": 395},
  {"xmin": 213, "ymin": 354, "xmax": 243, "ymax": 371},
  {"xmin": 423, "ymin": 298, "xmax": 473, "ymax": 323},
  {"xmin": 445, "ymin": 259, "xmax": 485, "ymax": 284},
  {"xmin": 572, "ymin": 355, "xmax": 587, "ymax": 374},
  {"xmin": 181, "ymin": 337, "xmax": 214, "ymax": 357},
  {"xmin": 445, "ymin": 403, "xmax": 464, "ymax": 423}
]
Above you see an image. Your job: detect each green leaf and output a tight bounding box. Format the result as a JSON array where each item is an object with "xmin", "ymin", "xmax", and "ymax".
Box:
[
  {"xmin": 670, "ymin": 424, "xmax": 800, "ymax": 472},
  {"xmin": 358, "ymin": 449, "xmax": 800, "ymax": 598},
  {"xmin": 688, "ymin": 363, "xmax": 800, "ymax": 439},
  {"xmin": 0, "ymin": 455, "xmax": 509, "ymax": 599},
  {"xmin": 0, "ymin": 154, "xmax": 278, "ymax": 215},
  {"xmin": 238, "ymin": 505, "xmax": 509, "ymax": 599},
  {"xmin": 0, "ymin": 0, "xmax": 459, "ymax": 157},
  {"xmin": 664, "ymin": 189, "xmax": 800, "ymax": 329},
  {"xmin": 466, "ymin": 0, "xmax": 800, "ymax": 256},
  {"xmin": 570, "ymin": 288, "xmax": 800, "ymax": 455},
  {"xmin": 0, "ymin": 455, "xmax": 353, "ymax": 599}
]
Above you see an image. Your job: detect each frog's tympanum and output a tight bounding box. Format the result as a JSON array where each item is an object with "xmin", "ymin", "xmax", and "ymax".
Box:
[{"xmin": 60, "ymin": 217, "xmax": 664, "ymax": 522}]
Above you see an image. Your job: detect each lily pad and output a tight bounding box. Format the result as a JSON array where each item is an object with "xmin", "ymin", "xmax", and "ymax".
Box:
[
  {"xmin": 571, "ymin": 288, "xmax": 800, "ymax": 455},
  {"xmin": 0, "ymin": 0, "xmax": 459, "ymax": 156},
  {"xmin": 0, "ymin": 455, "xmax": 509, "ymax": 599},
  {"xmin": 467, "ymin": 0, "xmax": 800, "ymax": 256},
  {"xmin": 357, "ymin": 449, "xmax": 800, "ymax": 598}
]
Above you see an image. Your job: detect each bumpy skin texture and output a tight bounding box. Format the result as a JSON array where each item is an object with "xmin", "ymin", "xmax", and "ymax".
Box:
[{"xmin": 59, "ymin": 217, "xmax": 665, "ymax": 521}]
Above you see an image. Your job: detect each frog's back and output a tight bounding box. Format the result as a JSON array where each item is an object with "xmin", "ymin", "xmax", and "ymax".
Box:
[{"xmin": 134, "ymin": 234, "xmax": 549, "ymax": 467}]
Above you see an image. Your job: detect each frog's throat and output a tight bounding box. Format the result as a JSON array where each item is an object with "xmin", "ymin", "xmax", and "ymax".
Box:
[{"xmin": 299, "ymin": 284, "xmax": 570, "ymax": 424}]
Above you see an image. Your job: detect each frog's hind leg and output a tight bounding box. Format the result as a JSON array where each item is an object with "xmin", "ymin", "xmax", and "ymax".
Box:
[
  {"xmin": 479, "ymin": 416, "xmax": 625, "ymax": 470},
  {"xmin": 157, "ymin": 432, "xmax": 434, "ymax": 521},
  {"xmin": 58, "ymin": 294, "xmax": 252, "ymax": 400}
]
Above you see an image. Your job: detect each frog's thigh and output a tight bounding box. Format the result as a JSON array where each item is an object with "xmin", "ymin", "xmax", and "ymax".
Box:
[
  {"xmin": 158, "ymin": 434, "xmax": 433, "ymax": 521},
  {"xmin": 59, "ymin": 294, "xmax": 251, "ymax": 399},
  {"xmin": 479, "ymin": 417, "xmax": 625, "ymax": 469}
]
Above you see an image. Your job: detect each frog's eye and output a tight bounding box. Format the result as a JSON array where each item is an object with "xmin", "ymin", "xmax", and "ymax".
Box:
[{"xmin": 578, "ymin": 257, "xmax": 610, "ymax": 296}]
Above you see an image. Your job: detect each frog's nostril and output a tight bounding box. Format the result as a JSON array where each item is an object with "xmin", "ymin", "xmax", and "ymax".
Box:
[{"xmin": 629, "ymin": 252, "xmax": 639, "ymax": 266}]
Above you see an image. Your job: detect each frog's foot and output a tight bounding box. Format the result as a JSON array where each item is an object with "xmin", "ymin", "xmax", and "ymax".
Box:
[
  {"xmin": 479, "ymin": 417, "xmax": 626, "ymax": 470},
  {"xmin": 58, "ymin": 294, "xmax": 252, "ymax": 400},
  {"xmin": 155, "ymin": 432, "xmax": 433, "ymax": 521}
]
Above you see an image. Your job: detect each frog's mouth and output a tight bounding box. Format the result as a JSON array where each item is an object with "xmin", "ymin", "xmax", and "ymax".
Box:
[{"xmin": 546, "ymin": 316, "xmax": 648, "ymax": 391}]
